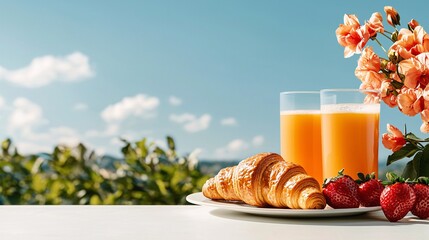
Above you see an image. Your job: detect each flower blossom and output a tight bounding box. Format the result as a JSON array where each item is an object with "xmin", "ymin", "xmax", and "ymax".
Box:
[
  {"xmin": 390, "ymin": 26, "xmax": 429, "ymax": 60},
  {"xmin": 384, "ymin": 6, "xmax": 400, "ymax": 26},
  {"xmin": 355, "ymin": 47, "xmax": 384, "ymax": 88},
  {"xmin": 380, "ymin": 80, "xmax": 398, "ymax": 107},
  {"xmin": 397, "ymin": 88, "xmax": 424, "ymax": 116},
  {"xmin": 336, "ymin": 14, "xmax": 370, "ymax": 58},
  {"xmin": 366, "ymin": 12, "xmax": 384, "ymax": 37},
  {"xmin": 399, "ymin": 52, "xmax": 429, "ymax": 89},
  {"xmin": 382, "ymin": 124, "xmax": 406, "ymax": 152},
  {"xmin": 420, "ymin": 109, "xmax": 429, "ymax": 133}
]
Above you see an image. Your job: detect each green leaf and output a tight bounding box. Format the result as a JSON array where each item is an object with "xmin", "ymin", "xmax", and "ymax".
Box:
[
  {"xmin": 2, "ymin": 138, "xmax": 11, "ymax": 152},
  {"xmin": 418, "ymin": 144, "xmax": 429, "ymax": 177},
  {"xmin": 386, "ymin": 143, "xmax": 419, "ymax": 165},
  {"xmin": 402, "ymin": 159, "xmax": 418, "ymax": 180},
  {"xmin": 89, "ymin": 195, "xmax": 101, "ymax": 205},
  {"xmin": 136, "ymin": 138, "xmax": 148, "ymax": 158},
  {"xmin": 167, "ymin": 136, "xmax": 175, "ymax": 151},
  {"xmin": 405, "ymin": 132, "xmax": 423, "ymax": 142},
  {"xmin": 153, "ymin": 147, "xmax": 166, "ymax": 156},
  {"xmin": 155, "ymin": 179, "xmax": 168, "ymax": 196}
]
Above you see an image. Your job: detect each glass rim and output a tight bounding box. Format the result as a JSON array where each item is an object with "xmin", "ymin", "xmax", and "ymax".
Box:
[
  {"xmin": 280, "ymin": 91, "xmax": 320, "ymax": 95},
  {"xmin": 320, "ymin": 88, "xmax": 380, "ymax": 94}
]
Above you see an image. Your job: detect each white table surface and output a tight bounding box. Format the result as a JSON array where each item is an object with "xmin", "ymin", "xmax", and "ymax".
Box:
[{"xmin": 0, "ymin": 205, "xmax": 427, "ymax": 240}]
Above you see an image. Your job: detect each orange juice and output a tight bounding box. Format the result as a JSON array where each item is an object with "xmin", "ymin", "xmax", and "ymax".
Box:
[
  {"xmin": 321, "ymin": 104, "xmax": 379, "ymax": 179},
  {"xmin": 280, "ymin": 110, "xmax": 323, "ymax": 185}
]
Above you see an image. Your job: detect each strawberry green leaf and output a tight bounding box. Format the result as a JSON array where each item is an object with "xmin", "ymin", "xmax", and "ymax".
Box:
[
  {"xmin": 417, "ymin": 176, "xmax": 429, "ymax": 184},
  {"xmin": 386, "ymin": 171, "xmax": 404, "ymax": 183}
]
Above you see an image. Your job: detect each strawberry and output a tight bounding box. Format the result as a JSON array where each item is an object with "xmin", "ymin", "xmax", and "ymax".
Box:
[
  {"xmin": 380, "ymin": 174, "xmax": 416, "ymax": 222},
  {"xmin": 322, "ymin": 169, "xmax": 360, "ymax": 209},
  {"xmin": 355, "ymin": 172, "xmax": 384, "ymax": 207},
  {"xmin": 411, "ymin": 177, "xmax": 429, "ymax": 219}
]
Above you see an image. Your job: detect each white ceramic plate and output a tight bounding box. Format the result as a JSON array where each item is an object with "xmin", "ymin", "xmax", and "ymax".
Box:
[{"xmin": 186, "ymin": 192, "xmax": 381, "ymax": 218}]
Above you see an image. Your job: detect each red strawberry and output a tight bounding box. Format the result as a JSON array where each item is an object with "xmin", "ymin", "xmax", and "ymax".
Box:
[
  {"xmin": 356, "ymin": 172, "xmax": 384, "ymax": 207},
  {"xmin": 380, "ymin": 182, "xmax": 416, "ymax": 222},
  {"xmin": 411, "ymin": 177, "xmax": 429, "ymax": 219},
  {"xmin": 322, "ymin": 169, "xmax": 360, "ymax": 209}
]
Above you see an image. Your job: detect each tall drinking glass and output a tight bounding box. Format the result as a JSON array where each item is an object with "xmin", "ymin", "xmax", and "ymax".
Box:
[
  {"xmin": 280, "ymin": 91, "xmax": 323, "ymax": 185},
  {"xmin": 320, "ymin": 89, "xmax": 380, "ymax": 179}
]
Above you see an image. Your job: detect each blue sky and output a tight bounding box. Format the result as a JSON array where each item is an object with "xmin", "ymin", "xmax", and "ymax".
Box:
[{"xmin": 0, "ymin": 1, "xmax": 427, "ymax": 161}]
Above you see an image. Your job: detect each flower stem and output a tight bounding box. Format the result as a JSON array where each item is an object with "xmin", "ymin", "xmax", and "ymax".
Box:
[
  {"xmin": 380, "ymin": 32, "xmax": 395, "ymax": 43},
  {"xmin": 374, "ymin": 38, "xmax": 388, "ymax": 55},
  {"xmin": 409, "ymin": 140, "xmax": 424, "ymax": 151}
]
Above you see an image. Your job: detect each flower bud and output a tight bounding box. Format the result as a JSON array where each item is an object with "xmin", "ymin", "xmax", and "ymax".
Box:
[
  {"xmin": 382, "ymin": 124, "xmax": 406, "ymax": 152},
  {"xmin": 391, "ymin": 30, "xmax": 398, "ymax": 41},
  {"xmin": 384, "ymin": 6, "xmax": 400, "ymax": 27},
  {"xmin": 408, "ymin": 19, "xmax": 420, "ymax": 31},
  {"xmin": 388, "ymin": 50, "xmax": 399, "ymax": 64},
  {"xmin": 380, "ymin": 58, "xmax": 390, "ymax": 70}
]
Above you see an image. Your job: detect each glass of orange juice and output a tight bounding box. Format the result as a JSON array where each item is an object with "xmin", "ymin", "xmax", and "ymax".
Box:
[
  {"xmin": 280, "ymin": 91, "xmax": 323, "ymax": 185},
  {"xmin": 320, "ymin": 89, "xmax": 380, "ymax": 180}
]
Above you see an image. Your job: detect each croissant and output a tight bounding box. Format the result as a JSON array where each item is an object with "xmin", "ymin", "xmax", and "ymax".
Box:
[{"xmin": 202, "ymin": 152, "xmax": 326, "ymax": 209}]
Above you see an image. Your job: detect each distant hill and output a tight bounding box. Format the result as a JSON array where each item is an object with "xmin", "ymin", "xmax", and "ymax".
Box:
[{"xmin": 198, "ymin": 160, "xmax": 239, "ymax": 176}]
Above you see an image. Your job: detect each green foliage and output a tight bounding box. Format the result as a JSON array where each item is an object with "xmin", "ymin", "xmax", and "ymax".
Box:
[
  {"xmin": 386, "ymin": 131, "xmax": 429, "ymax": 179},
  {"xmin": 0, "ymin": 137, "xmax": 209, "ymax": 205}
]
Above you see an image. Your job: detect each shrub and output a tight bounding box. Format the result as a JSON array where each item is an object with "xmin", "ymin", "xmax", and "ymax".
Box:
[{"xmin": 0, "ymin": 137, "xmax": 209, "ymax": 205}]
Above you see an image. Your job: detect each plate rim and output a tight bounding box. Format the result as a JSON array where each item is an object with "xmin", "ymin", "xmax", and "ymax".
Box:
[{"xmin": 186, "ymin": 192, "xmax": 381, "ymax": 218}]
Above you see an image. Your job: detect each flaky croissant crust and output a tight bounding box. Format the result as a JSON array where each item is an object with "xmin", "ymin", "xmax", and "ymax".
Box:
[{"xmin": 203, "ymin": 152, "xmax": 326, "ymax": 209}]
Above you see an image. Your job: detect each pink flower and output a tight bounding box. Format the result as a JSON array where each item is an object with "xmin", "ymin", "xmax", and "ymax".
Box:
[
  {"xmin": 423, "ymin": 85, "xmax": 429, "ymax": 101},
  {"xmin": 382, "ymin": 124, "xmax": 406, "ymax": 152},
  {"xmin": 399, "ymin": 52, "xmax": 429, "ymax": 89},
  {"xmin": 384, "ymin": 6, "xmax": 400, "ymax": 27},
  {"xmin": 336, "ymin": 14, "xmax": 370, "ymax": 58},
  {"xmin": 380, "ymin": 80, "xmax": 398, "ymax": 107},
  {"xmin": 408, "ymin": 19, "xmax": 420, "ymax": 30},
  {"xmin": 355, "ymin": 47, "xmax": 384, "ymax": 87},
  {"xmin": 390, "ymin": 26, "xmax": 429, "ymax": 60},
  {"xmin": 420, "ymin": 109, "xmax": 429, "ymax": 133},
  {"xmin": 397, "ymin": 88, "xmax": 424, "ymax": 116},
  {"xmin": 366, "ymin": 12, "xmax": 384, "ymax": 37}
]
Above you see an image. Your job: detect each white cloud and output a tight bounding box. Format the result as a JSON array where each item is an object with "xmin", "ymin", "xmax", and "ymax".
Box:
[
  {"xmin": 170, "ymin": 113, "xmax": 211, "ymax": 133},
  {"xmin": 215, "ymin": 138, "xmax": 249, "ymax": 159},
  {"xmin": 110, "ymin": 137, "xmax": 123, "ymax": 147},
  {"xmin": 16, "ymin": 126, "xmax": 80, "ymax": 145},
  {"xmin": 227, "ymin": 139, "xmax": 249, "ymax": 152},
  {"xmin": 10, "ymin": 125, "xmax": 82, "ymax": 154},
  {"xmin": 74, "ymin": 102, "xmax": 88, "ymax": 111},
  {"xmin": 221, "ymin": 117, "xmax": 237, "ymax": 126},
  {"xmin": 169, "ymin": 96, "xmax": 182, "ymax": 106},
  {"xmin": 101, "ymin": 94, "xmax": 160, "ymax": 122},
  {"xmin": 184, "ymin": 114, "xmax": 211, "ymax": 132},
  {"xmin": 14, "ymin": 141, "xmax": 51, "ymax": 154},
  {"xmin": 0, "ymin": 52, "xmax": 94, "ymax": 88},
  {"xmin": 252, "ymin": 135, "xmax": 265, "ymax": 147},
  {"xmin": 170, "ymin": 113, "xmax": 195, "ymax": 123},
  {"xmin": 49, "ymin": 126, "xmax": 81, "ymax": 146},
  {"xmin": 8, "ymin": 97, "xmax": 45, "ymax": 131},
  {"xmin": 2, "ymin": 97, "xmax": 86, "ymax": 153}
]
